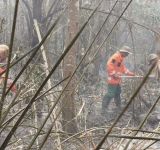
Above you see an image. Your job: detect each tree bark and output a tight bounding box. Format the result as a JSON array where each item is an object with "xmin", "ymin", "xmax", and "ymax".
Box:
[{"xmin": 62, "ymin": 0, "xmax": 79, "ymax": 133}]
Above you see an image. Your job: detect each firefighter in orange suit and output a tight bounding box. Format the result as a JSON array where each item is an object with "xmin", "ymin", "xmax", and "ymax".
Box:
[
  {"xmin": 101, "ymin": 46, "xmax": 134, "ymax": 114},
  {"xmin": 0, "ymin": 45, "xmax": 17, "ymax": 94}
]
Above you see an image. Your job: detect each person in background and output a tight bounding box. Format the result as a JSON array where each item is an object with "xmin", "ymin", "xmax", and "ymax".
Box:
[
  {"xmin": 0, "ymin": 44, "xmax": 17, "ymax": 94},
  {"xmin": 101, "ymin": 46, "xmax": 134, "ymax": 115}
]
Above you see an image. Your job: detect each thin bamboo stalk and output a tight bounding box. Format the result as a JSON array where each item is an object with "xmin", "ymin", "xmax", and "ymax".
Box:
[
  {"xmin": 33, "ymin": 102, "xmax": 39, "ymax": 150},
  {"xmin": 79, "ymin": 133, "xmax": 160, "ymax": 141}
]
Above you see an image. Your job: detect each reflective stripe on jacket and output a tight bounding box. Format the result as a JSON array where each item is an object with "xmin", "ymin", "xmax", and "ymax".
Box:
[{"xmin": 107, "ymin": 51, "xmax": 133, "ymax": 84}]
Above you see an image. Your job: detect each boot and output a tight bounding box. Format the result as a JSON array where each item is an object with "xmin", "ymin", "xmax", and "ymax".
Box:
[
  {"xmin": 101, "ymin": 96, "xmax": 112, "ymax": 115},
  {"xmin": 114, "ymin": 94, "xmax": 122, "ymax": 111}
]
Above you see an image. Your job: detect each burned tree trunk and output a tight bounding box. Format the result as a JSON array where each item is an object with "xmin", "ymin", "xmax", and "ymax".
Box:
[{"xmin": 62, "ymin": 0, "xmax": 79, "ymax": 133}]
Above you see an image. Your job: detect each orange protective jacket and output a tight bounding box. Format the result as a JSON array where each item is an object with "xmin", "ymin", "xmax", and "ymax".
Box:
[
  {"xmin": 107, "ymin": 51, "xmax": 133, "ymax": 84},
  {"xmin": 0, "ymin": 68, "xmax": 17, "ymax": 93}
]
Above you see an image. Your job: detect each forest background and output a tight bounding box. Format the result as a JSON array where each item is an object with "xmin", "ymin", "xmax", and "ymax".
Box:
[{"xmin": 0, "ymin": 0, "xmax": 160, "ymax": 149}]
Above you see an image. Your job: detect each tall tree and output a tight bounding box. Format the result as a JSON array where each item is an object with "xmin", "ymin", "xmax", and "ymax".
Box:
[{"xmin": 62, "ymin": 0, "xmax": 79, "ymax": 133}]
